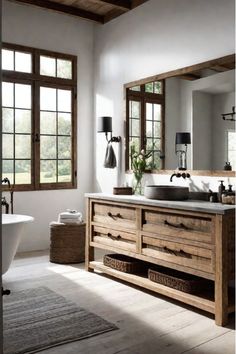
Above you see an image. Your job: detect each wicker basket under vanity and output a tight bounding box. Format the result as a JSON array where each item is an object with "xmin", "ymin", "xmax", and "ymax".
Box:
[{"xmin": 50, "ymin": 223, "xmax": 86, "ymax": 264}]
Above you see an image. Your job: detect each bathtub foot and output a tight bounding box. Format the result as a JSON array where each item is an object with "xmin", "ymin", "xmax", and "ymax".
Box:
[{"xmin": 2, "ymin": 288, "xmax": 11, "ymax": 296}]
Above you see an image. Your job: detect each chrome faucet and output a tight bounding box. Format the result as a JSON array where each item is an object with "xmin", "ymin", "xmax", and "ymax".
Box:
[{"xmin": 170, "ymin": 172, "xmax": 191, "ymax": 182}]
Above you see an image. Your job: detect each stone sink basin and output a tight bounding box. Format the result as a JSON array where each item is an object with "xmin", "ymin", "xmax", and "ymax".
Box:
[{"xmin": 144, "ymin": 185, "xmax": 189, "ymax": 201}]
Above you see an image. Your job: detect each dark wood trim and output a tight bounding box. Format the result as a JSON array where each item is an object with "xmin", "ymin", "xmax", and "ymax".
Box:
[
  {"xmin": 2, "ymin": 42, "xmax": 78, "ymax": 191},
  {"xmin": 124, "ymin": 54, "xmax": 235, "ymax": 89},
  {"xmin": 97, "ymin": 0, "xmax": 131, "ymax": 10},
  {"xmin": 9, "ymin": 0, "xmax": 104, "ymax": 23}
]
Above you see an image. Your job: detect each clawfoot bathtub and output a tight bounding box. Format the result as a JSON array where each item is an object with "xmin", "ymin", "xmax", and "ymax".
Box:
[{"xmin": 2, "ymin": 214, "xmax": 34, "ymax": 275}]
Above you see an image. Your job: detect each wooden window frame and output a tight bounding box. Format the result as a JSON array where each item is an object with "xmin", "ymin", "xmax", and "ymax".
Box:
[
  {"xmin": 125, "ymin": 81, "xmax": 165, "ymax": 172},
  {"xmin": 2, "ymin": 43, "xmax": 77, "ymax": 191}
]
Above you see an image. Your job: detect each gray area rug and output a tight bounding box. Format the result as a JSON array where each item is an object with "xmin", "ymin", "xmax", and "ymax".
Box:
[{"xmin": 3, "ymin": 286, "xmax": 118, "ymax": 354}]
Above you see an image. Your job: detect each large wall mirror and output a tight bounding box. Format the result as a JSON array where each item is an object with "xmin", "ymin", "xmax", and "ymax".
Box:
[{"xmin": 125, "ymin": 54, "xmax": 235, "ymax": 176}]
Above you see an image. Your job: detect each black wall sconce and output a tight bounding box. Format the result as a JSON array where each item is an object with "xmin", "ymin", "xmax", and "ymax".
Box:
[
  {"xmin": 97, "ymin": 116, "xmax": 121, "ymax": 169},
  {"xmin": 175, "ymin": 132, "xmax": 191, "ymax": 170},
  {"xmin": 97, "ymin": 116, "xmax": 121, "ymax": 143},
  {"xmin": 221, "ymin": 106, "xmax": 236, "ymax": 121}
]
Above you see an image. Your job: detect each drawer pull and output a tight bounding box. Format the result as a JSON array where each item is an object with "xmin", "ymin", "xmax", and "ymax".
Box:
[
  {"xmin": 163, "ymin": 246, "xmax": 177, "ymax": 256},
  {"xmin": 162, "ymin": 246, "xmax": 192, "ymax": 259},
  {"xmin": 107, "ymin": 232, "xmax": 121, "ymax": 240},
  {"xmin": 164, "ymin": 220, "xmax": 190, "ymax": 230},
  {"xmin": 179, "ymin": 249, "xmax": 192, "ymax": 258},
  {"xmin": 107, "ymin": 212, "xmax": 122, "ymax": 219}
]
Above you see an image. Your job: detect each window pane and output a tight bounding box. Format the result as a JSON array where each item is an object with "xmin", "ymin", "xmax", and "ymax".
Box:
[
  {"xmin": 58, "ymin": 136, "xmax": 71, "ymax": 159},
  {"xmin": 153, "ymin": 138, "xmax": 161, "ymax": 150},
  {"xmin": 2, "ymin": 160, "xmax": 14, "ymax": 184},
  {"xmin": 40, "ymin": 160, "xmax": 56, "ymax": 183},
  {"xmin": 2, "ymin": 49, "xmax": 14, "ymax": 70},
  {"xmin": 15, "ymin": 52, "xmax": 32, "ymax": 73},
  {"xmin": 154, "ymin": 81, "xmax": 162, "ymax": 94},
  {"xmin": 2, "ymin": 82, "xmax": 14, "ymax": 107},
  {"xmin": 130, "ymin": 86, "xmax": 140, "ymax": 92},
  {"xmin": 153, "ymin": 152, "xmax": 162, "ymax": 169},
  {"xmin": 146, "ymin": 138, "xmax": 155, "ymax": 151},
  {"xmin": 15, "ymin": 84, "xmax": 31, "ymax": 109},
  {"xmin": 40, "ymin": 136, "xmax": 57, "ymax": 159},
  {"xmin": 40, "ymin": 56, "xmax": 56, "ymax": 77},
  {"xmin": 146, "ymin": 121, "xmax": 153, "ymax": 138},
  {"xmin": 58, "ymin": 160, "xmax": 71, "ymax": 182},
  {"xmin": 130, "ymin": 137, "xmax": 140, "ymax": 154},
  {"xmin": 40, "ymin": 112, "xmax": 56, "ymax": 135},
  {"xmin": 2, "ymin": 108, "xmax": 14, "ymax": 133},
  {"xmin": 154, "ymin": 121, "xmax": 161, "ymax": 137},
  {"xmin": 15, "ymin": 135, "xmax": 31, "ymax": 158},
  {"xmin": 130, "ymin": 101, "xmax": 140, "ymax": 118},
  {"xmin": 40, "ymin": 87, "xmax": 56, "ymax": 111},
  {"xmin": 154, "ymin": 104, "xmax": 161, "ymax": 121},
  {"xmin": 57, "ymin": 59, "xmax": 72, "ymax": 79},
  {"xmin": 58, "ymin": 113, "xmax": 71, "ymax": 135},
  {"xmin": 15, "ymin": 160, "xmax": 31, "ymax": 184},
  {"xmin": 58, "ymin": 89, "xmax": 71, "ymax": 112},
  {"xmin": 2, "ymin": 134, "xmax": 14, "ymax": 158},
  {"xmin": 145, "ymin": 82, "xmax": 154, "ymax": 93},
  {"xmin": 15, "ymin": 109, "xmax": 31, "ymax": 133},
  {"xmin": 131, "ymin": 119, "xmax": 139, "ymax": 136},
  {"xmin": 146, "ymin": 103, "xmax": 153, "ymax": 120}
]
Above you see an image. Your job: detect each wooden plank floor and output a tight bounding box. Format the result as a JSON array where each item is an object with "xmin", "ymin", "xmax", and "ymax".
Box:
[{"xmin": 2, "ymin": 251, "xmax": 235, "ymax": 354}]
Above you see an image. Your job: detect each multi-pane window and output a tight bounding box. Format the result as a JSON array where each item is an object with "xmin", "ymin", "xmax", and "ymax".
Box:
[
  {"xmin": 1, "ymin": 43, "xmax": 77, "ymax": 191},
  {"xmin": 126, "ymin": 80, "xmax": 165, "ymax": 170}
]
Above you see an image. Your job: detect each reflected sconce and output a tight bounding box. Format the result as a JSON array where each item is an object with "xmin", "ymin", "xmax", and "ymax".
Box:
[
  {"xmin": 221, "ymin": 106, "xmax": 236, "ymax": 121},
  {"xmin": 97, "ymin": 116, "xmax": 121, "ymax": 143},
  {"xmin": 175, "ymin": 132, "xmax": 191, "ymax": 170}
]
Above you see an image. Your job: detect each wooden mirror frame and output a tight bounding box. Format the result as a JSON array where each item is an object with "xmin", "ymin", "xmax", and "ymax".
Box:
[{"xmin": 124, "ymin": 54, "xmax": 235, "ymax": 177}]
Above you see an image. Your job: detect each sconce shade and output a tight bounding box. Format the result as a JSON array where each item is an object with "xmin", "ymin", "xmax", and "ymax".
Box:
[
  {"xmin": 97, "ymin": 116, "xmax": 112, "ymax": 133},
  {"xmin": 175, "ymin": 132, "xmax": 191, "ymax": 145}
]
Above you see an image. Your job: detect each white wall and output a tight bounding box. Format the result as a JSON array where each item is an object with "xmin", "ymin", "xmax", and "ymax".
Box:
[
  {"xmin": 2, "ymin": 1, "xmax": 95, "ymax": 251},
  {"xmin": 94, "ymin": 0, "xmax": 235, "ymax": 192},
  {"xmin": 192, "ymin": 92, "xmax": 212, "ymax": 170}
]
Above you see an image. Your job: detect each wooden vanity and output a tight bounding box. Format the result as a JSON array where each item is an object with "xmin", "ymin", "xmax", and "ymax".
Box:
[{"xmin": 85, "ymin": 194, "xmax": 235, "ymax": 326}]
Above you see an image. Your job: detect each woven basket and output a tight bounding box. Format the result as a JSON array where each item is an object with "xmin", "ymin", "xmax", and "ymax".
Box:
[
  {"xmin": 50, "ymin": 223, "xmax": 86, "ymax": 264},
  {"xmin": 148, "ymin": 267, "xmax": 208, "ymax": 294},
  {"xmin": 104, "ymin": 254, "xmax": 147, "ymax": 274}
]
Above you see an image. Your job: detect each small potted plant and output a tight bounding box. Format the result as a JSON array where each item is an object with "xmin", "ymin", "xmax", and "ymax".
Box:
[{"xmin": 130, "ymin": 145, "xmax": 152, "ymax": 195}]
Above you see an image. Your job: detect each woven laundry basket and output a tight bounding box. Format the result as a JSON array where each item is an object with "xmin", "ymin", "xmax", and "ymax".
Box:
[{"xmin": 50, "ymin": 223, "xmax": 86, "ymax": 264}]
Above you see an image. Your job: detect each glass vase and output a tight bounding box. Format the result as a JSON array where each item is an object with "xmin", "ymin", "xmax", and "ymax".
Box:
[{"xmin": 133, "ymin": 174, "xmax": 143, "ymax": 195}]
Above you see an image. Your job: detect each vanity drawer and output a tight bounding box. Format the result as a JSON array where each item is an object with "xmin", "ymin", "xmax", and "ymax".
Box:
[
  {"xmin": 92, "ymin": 225, "xmax": 137, "ymax": 252},
  {"xmin": 141, "ymin": 234, "xmax": 213, "ymax": 274},
  {"xmin": 93, "ymin": 202, "xmax": 136, "ymax": 230},
  {"xmin": 143, "ymin": 209, "xmax": 213, "ymax": 245}
]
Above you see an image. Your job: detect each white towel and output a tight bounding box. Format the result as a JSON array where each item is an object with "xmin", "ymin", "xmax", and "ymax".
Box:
[{"xmin": 59, "ymin": 211, "xmax": 82, "ymax": 220}]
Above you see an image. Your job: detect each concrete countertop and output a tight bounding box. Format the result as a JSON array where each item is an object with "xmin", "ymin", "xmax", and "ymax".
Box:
[{"xmin": 85, "ymin": 193, "xmax": 235, "ymax": 215}]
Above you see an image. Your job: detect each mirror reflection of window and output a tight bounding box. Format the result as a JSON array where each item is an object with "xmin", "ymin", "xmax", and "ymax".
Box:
[{"xmin": 126, "ymin": 80, "xmax": 165, "ymax": 171}]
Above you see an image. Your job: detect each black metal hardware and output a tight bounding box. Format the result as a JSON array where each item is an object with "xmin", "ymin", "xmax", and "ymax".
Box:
[
  {"xmin": 107, "ymin": 233, "xmax": 121, "ymax": 240},
  {"xmin": 2, "ymin": 288, "xmax": 11, "ymax": 296},
  {"xmin": 164, "ymin": 220, "xmax": 190, "ymax": 230},
  {"xmin": 221, "ymin": 106, "xmax": 236, "ymax": 121},
  {"xmin": 107, "ymin": 212, "xmax": 122, "ymax": 219}
]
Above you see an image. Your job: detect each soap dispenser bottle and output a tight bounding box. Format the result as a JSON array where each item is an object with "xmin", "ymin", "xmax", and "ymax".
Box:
[{"xmin": 218, "ymin": 180, "xmax": 225, "ymax": 203}]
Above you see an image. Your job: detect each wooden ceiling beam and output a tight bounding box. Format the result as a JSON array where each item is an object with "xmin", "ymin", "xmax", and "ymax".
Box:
[
  {"xmin": 96, "ymin": 0, "xmax": 131, "ymax": 10},
  {"xmin": 8, "ymin": 0, "xmax": 104, "ymax": 23}
]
